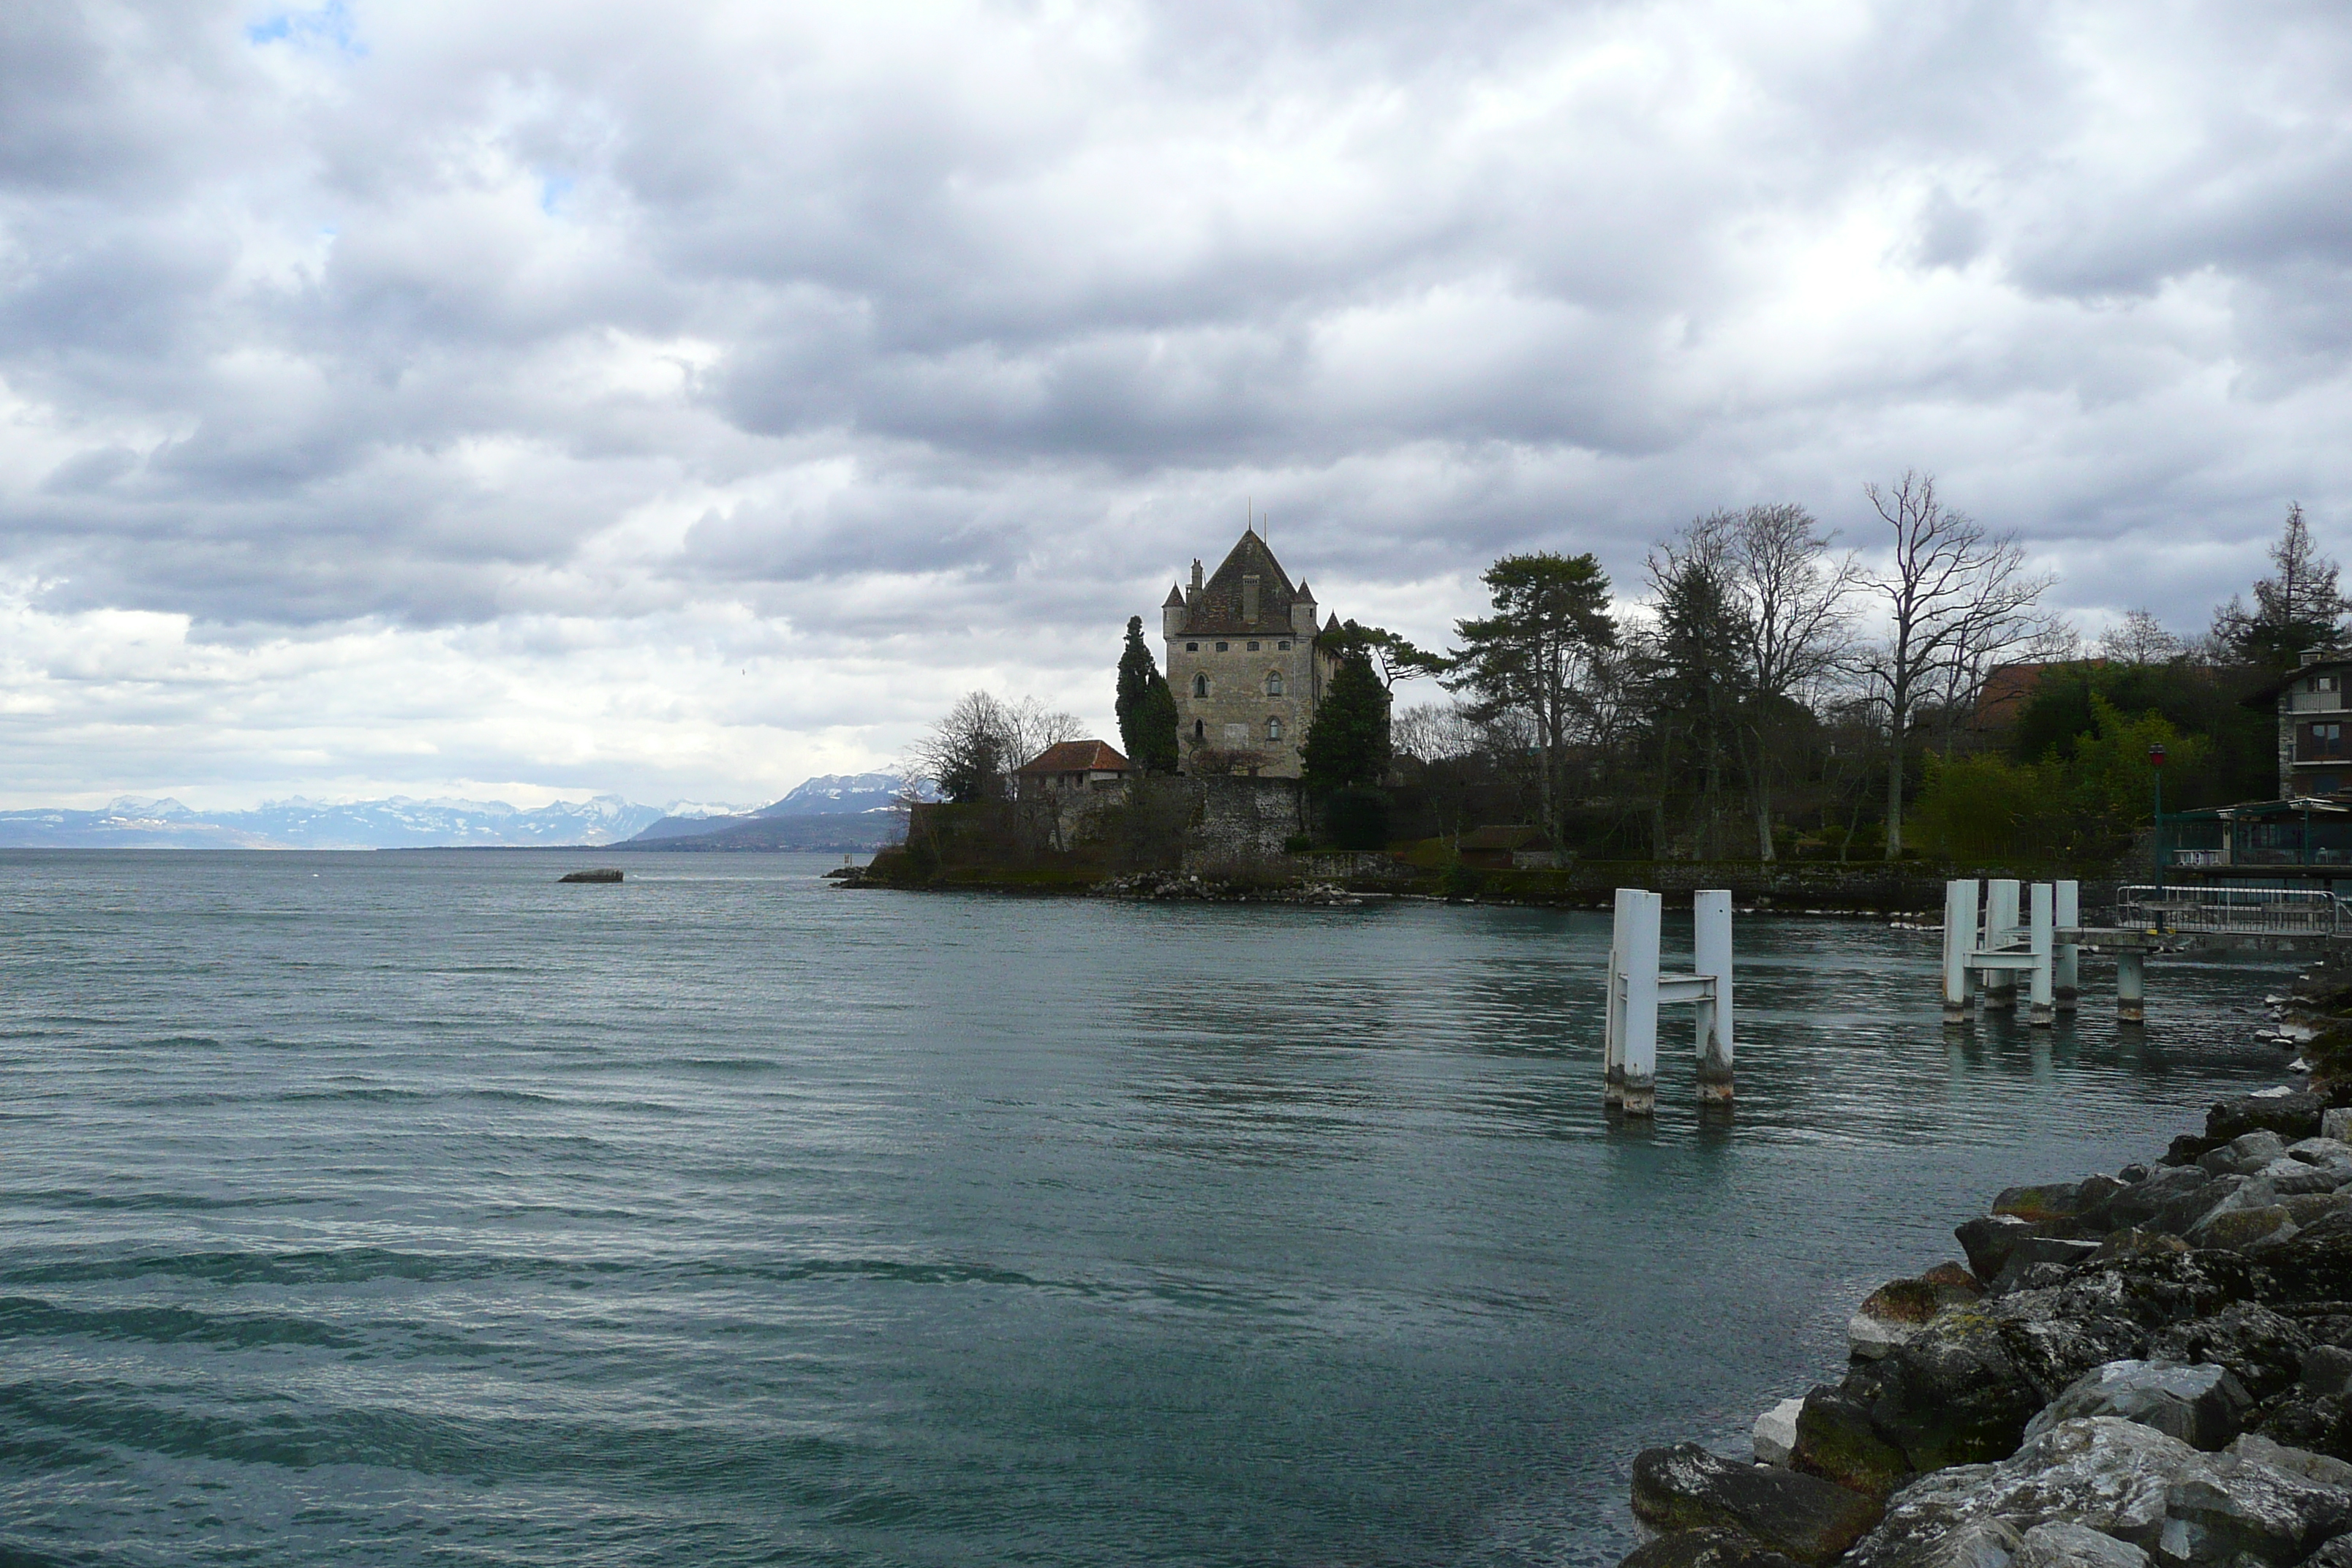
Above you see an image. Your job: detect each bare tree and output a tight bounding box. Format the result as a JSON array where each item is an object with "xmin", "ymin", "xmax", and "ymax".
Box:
[
  {"xmin": 1720, "ymin": 503, "xmax": 1857, "ymax": 859},
  {"xmin": 2097, "ymin": 609, "xmax": 2185, "ymax": 666},
  {"xmin": 1857, "ymin": 472, "xmax": 2052, "ymax": 859},
  {"xmin": 904, "ymin": 691, "xmax": 1085, "ymax": 803}
]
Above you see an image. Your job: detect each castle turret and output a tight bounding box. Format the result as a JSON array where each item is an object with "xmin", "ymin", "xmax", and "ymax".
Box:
[
  {"xmin": 1162, "ymin": 584, "xmax": 1186, "ymax": 638},
  {"xmin": 1291, "ymin": 580, "xmax": 1318, "ymax": 639}
]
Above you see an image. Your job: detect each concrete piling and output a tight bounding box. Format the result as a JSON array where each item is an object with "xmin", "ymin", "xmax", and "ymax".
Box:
[
  {"xmin": 1604, "ymin": 889, "xmax": 1629, "ymax": 1109},
  {"xmin": 1694, "ymin": 889, "xmax": 1733, "ymax": 1104},
  {"xmin": 2117, "ymin": 949, "xmax": 2146, "ymax": 1025},
  {"xmin": 2028, "ymin": 881, "xmax": 2055, "ymax": 1026},
  {"xmin": 1942, "ymin": 878, "xmax": 1978, "ymax": 1022},
  {"xmin": 1618, "ymin": 889, "xmax": 1662, "ymax": 1117},
  {"xmin": 1983, "ymin": 879, "xmax": 2021, "ymax": 1010},
  {"xmin": 2054, "ymin": 879, "xmax": 2080, "ymax": 1012}
]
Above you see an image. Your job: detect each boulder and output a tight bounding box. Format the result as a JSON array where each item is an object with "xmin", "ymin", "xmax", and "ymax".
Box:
[
  {"xmin": 2152, "ymin": 1306, "xmax": 2313, "ymax": 1403},
  {"xmin": 1756, "ymin": 1397, "xmax": 1803, "ymax": 1467},
  {"xmin": 2304, "ymin": 1349, "xmax": 2352, "ymax": 1400},
  {"xmin": 2228, "ymin": 1433, "xmax": 2352, "ymax": 1492},
  {"xmin": 1844, "ymin": 1417, "xmax": 2351, "ymax": 1568},
  {"xmin": 1793, "ymin": 1386, "xmax": 1913, "ymax": 1497},
  {"xmin": 1618, "ymin": 1528, "xmax": 1806, "ymax": 1568},
  {"xmin": 2325, "ymin": 1109, "xmax": 2352, "ymax": 1143},
  {"xmin": 1854, "ymin": 1275, "xmax": 1985, "ymax": 1359},
  {"xmin": 2210, "ymin": 1093, "xmax": 2329, "ymax": 1146},
  {"xmin": 1629, "ymin": 1442, "xmax": 1885, "ymax": 1564},
  {"xmin": 2297, "ymin": 1534, "xmax": 2352, "ymax": 1568},
  {"xmin": 2021, "ymin": 1361, "xmax": 2253, "ymax": 1451},
  {"xmin": 2013, "ymin": 1520, "xmax": 2152, "ymax": 1568},
  {"xmin": 2160, "ymin": 1444, "xmax": 2352, "ymax": 1564},
  {"xmin": 1992, "ymin": 1238, "xmax": 2106, "ymax": 1292},
  {"xmin": 2204, "ymin": 1133, "xmax": 2291, "ymax": 1178},
  {"xmin": 2261, "ymin": 1160, "xmax": 2352, "ymax": 1198},
  {"xmin": 2095, "ymin": 1230, "xmax": 2197, "ymax": 1266},
  {"xmin": 2190, "ymin": 1207, "xmax": 2301, "ymax": 1254},
  {"xmin": 2252, "ymin": 1395, "xmax": 2351, "ymax": 1463},
  {"xmin": 1960, "ymin": 1214, "xmax": 2048, "ymax": 1281},
  {"xmin": 2288, "ymin": 1139, "xmax": 2352, "ymax": 1167},
  {"xmin": 2098, "ymin": 1167, "xmax": 2215, "ymax": 1233},
  {"xmin": 2285, "ymin": 1194, "xmax": 2352, "ymax": 1230},
  {"xmin": 2150, "ymin": 1174, "xmax": 2249, "ymax": 1237},
  {"xmin": 1999, "ymin": 1182, "xmax": 2100, "ymax": 1226}
]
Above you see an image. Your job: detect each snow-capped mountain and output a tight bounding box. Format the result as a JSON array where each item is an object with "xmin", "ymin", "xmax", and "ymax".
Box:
[
  {"xmin": 0, "ymin": 794, "xmax": 671, "ymax": 850},
  {"xmin": 756, "ymin": 773, "xmax": 926, "ymax": 817}
]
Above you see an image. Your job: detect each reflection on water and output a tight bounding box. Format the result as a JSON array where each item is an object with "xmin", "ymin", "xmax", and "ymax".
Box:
[{"xmin": 0, "ymin": 852, "xmax": 2299, "ymax": 1568}]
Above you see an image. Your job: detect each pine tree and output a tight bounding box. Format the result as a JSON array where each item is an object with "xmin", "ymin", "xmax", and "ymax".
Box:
[
  {"xmin": 1115, "ymin": 616, "xmax": 1179, "ymax": 772},
  {"xmin": 2212, "ymin": 503, "xmax": 2350, "ymax": 668}
]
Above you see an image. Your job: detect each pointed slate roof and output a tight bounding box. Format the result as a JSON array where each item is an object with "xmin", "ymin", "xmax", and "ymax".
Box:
[
  {"xmin": 1163, "ymin": 584, "xmax": 1186, "ymax": 608},
  {"xmin": 1178, "ymin": 529, "xmax": 1298, "ymax": 636}
]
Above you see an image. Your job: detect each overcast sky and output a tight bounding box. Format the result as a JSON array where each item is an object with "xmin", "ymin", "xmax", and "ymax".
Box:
[{"xmin": 3, "ymin": 1, "xmax": 2348, "ymax": 807}]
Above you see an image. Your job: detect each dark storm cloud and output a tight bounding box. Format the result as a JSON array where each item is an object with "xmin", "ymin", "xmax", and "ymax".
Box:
[{"xmin": 3, "ymin": 0, "xmax": 2351, "ymax": 660}]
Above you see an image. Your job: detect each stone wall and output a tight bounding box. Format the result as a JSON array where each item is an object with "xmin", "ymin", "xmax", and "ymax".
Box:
[{"xmin": 1183, "ymin": 776, "xmax": 1305, "ymax": 870}]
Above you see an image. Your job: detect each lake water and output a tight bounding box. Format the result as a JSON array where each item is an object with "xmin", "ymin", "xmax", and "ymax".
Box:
[{"xmin": 0, "ymin": 850, "xmax": 2300, "ymax": 1567}]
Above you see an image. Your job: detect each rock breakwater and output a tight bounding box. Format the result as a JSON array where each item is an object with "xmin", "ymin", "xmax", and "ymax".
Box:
[{"xmin": 1624, "ymin": 971, "xmax": 2352, "ymax": 1568}]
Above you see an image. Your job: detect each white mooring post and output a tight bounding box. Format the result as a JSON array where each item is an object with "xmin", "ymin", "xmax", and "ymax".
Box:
[
  {"xmin": 1605, "ymin": 889, "xmax": 1731, "ymax": 1117},
  {"xmin": 2027, "ymin": 881, "xmax": 2055, "ymax": 1026},
  {"xmin": 1942, "ymin": 878, "xmax": 1979, "ymax": 1021},
  {"xmin": 1694, "ymin": 889, "xmax": 1734, "ymax": 1104},
  {"xmin": 1983, "ymin": 879, "xmax": 2021, "ymax": 1009},
  {"xmin": 2117, "ymin": 950, "xmax": 2146, "ymax": 1024},
  {"xmin": 1618, "ymin": 890, "xmax": 1662, "ymax": 1117},
  {"xmin": 1604, "ymin": 889, "xmax": 1631, "ymax": 1110},
  {"xmin": 2054, "ymin": 879, "xmax": 2080, "ymax": 1013}
]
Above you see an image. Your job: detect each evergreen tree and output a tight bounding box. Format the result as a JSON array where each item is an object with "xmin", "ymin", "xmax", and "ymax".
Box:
[
  {"xmin": 1300, "ymin": 643, "xmax": 1392, "ymax": 793},
  {"xmin": 2212, "ymin": 504, "xmax": 2350, "ymax": 668},
  {"xmin": 1114, "ymin": 616, "xmax": 1179, "ymax": 772},
  {"xmin": 1439, "ymin": 552, "xmax": 1616, "ymax": 848}
]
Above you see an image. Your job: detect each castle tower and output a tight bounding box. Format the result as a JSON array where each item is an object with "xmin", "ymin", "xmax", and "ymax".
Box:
[{"xmin": 1160, "ymin": 528, "xmax": 1338, "ymax": 778}]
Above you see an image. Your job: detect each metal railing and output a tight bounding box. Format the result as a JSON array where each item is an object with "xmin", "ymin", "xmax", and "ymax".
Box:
[{"xmin": 2114, "ymin": 884, "xmax": 2345, "ymax": 935}]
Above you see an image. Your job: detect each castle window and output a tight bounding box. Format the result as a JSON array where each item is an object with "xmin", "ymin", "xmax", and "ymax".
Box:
[
  {"xmin": 1246, "ymin": 641, "xmax": 1260, "ymax": 652},
  {"xmin": 1267, "ymin": 717, "xmax": 1283, "ymax": 741},
  {"xmin": 1277, "ymin": 640, "xmax": 1290, "ymax": 650},
  {"xmin": 1215, "ymin": 641, "xmax": 1229, "ymax": 652},
  {"xmin": 1193, "ymin": 719, "xmax": 1205, "ymax": 740},
  {"xmin": 1192, "ymin": 674, "xmax": 1210, "ymax": 698},
  {"xmin": 1186, "ymin": 642, "xmax": 1199, "ymax": 652},
  {"xmin": 1264, "ymin": 672, "xmax": 1283, "ymax": 696}
]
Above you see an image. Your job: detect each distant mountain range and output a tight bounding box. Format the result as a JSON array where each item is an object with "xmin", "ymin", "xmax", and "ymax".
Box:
[
  {"xmin": 615, "ymin": 773, "xmax": 919, "ymax": 852},
  {"xmin": 0, "ymin": 774, "xmax": 919, "ymax": 851}
]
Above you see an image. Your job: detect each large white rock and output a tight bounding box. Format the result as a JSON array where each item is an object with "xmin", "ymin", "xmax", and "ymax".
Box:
[
  {"xmin": 1754, "ymin": 1395, "xmax": 1803, "ymax": 1467},
  {"xmin": 2021, "ymin": 1361, "xmax": 2251, "ymax": 1452},
  {"xmin": 1843, "ymin": 1417, "xmax": 2351, "ymax": 1568},
  {"xmin": 2323, "ymin": 1107, "xmax": 2352, "ymax": 1142},
  {"xmin": 2013, "ymin": 1520, "xmax": 2149, "ymax": 1568}
]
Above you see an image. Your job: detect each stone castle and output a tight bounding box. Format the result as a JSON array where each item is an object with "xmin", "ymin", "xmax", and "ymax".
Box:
[{"xmin": 1161, "ymin": 527, "xmax": 1344, "ymax": 780}]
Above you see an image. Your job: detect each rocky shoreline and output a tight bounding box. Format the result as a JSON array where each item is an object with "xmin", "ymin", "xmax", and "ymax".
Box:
[{"xmin": 1622, "ymin": 969, "xmax": 2352, "ymax": 1568}]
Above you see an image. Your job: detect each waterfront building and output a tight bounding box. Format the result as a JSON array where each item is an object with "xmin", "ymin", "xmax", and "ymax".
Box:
[{"xmin": 1159, "ymin": 528, "xmax": 1342, "ymax": 778}]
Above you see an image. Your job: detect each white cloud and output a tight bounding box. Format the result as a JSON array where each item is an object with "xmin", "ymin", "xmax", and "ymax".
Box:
[{"xmin": 1, "ymin": 0, "xmax": 2348, "ymax": 802}]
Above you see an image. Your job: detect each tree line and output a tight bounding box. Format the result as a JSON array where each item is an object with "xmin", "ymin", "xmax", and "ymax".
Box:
[{"xmin": 911, "ymin": 476, "xmax": 2344, "ymax": 867}]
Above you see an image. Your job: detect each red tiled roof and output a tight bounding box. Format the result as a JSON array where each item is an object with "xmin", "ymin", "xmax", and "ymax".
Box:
[{"xmin": 1016, "ymin": 739, "xmax": 1132, "ymax": 774}]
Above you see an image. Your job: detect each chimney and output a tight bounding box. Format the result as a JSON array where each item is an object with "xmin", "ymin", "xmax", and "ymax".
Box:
[
  {"xmin": 1190, "ymin": 559, "xmax": 1203, "ymax": 592},
  {"xmin": 1186, "ymin": 558, "xmax": 1202, "ymax": 613}
]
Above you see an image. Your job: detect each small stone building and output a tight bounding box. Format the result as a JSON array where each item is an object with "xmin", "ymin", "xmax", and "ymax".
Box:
[
  {"xmin": 1161, "ymin": 528, "xmax": 1343, "ymax": 778},
  {"xmin": 1014, "ymin": 739, "xmax": 1131, "ymax": 799}
]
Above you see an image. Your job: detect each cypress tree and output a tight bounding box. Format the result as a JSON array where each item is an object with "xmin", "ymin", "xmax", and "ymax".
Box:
[{"xmin": 1115, "ymin": 616, "xmax": 1180, "ymax": 772}]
